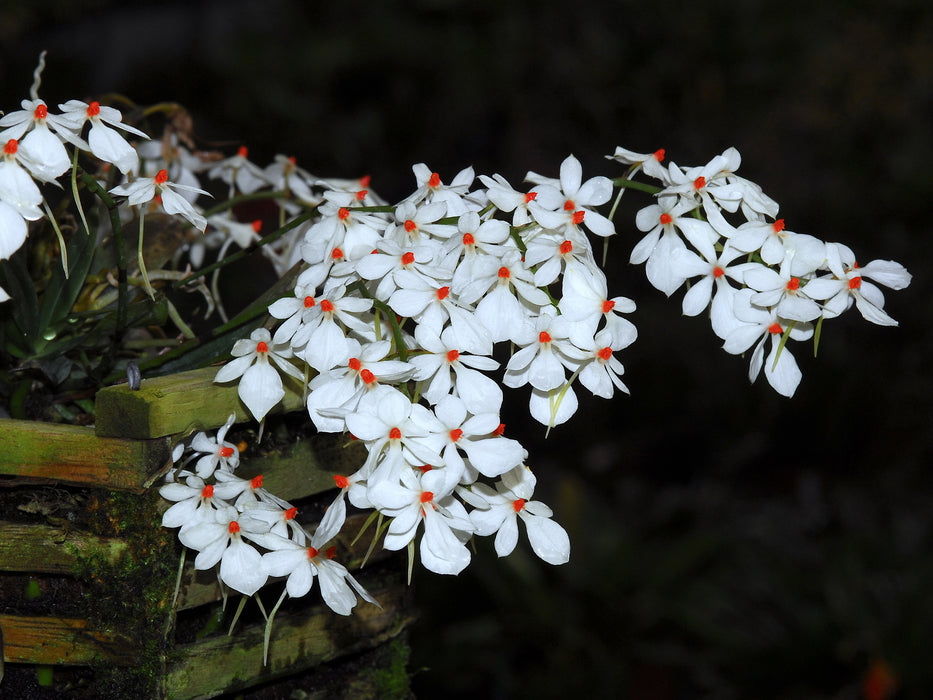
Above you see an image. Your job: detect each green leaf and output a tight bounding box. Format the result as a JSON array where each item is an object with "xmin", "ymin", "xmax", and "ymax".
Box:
[
  {"xmin": 0, "ymin": 254, "xmax": 41, "ymax": 356},
  {"xmin": 108, "ymin": 261, "xmax": 304, "ymax": 380},
  {"xmin": 37, "ymin": 222, "xmax": 96, "ymax": 334}
]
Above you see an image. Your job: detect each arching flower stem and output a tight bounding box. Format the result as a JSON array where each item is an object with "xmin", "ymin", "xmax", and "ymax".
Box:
[{"xmin": 174, "ymin": 210, "xmax": 314, "ymax": 289}]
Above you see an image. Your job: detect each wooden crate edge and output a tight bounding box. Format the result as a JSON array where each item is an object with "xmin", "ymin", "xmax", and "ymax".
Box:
[{"xmin": 164, "ymin": 582, "xmax": 414, "ymax": 699}]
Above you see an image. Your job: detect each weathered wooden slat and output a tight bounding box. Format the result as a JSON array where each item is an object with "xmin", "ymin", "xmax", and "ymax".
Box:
[
  {"xmin": 0, "ymin": 521, "xmax": 127, "ymax": 574},
  {"xmin": 94, "ymin": 366, "xmax": 306, "ymax": 440},
  {"xmin": 0, "ymin": 420, "xmax": 172, "ymax": 492},
  {"xmin": 0, "ymin": 614, "xmax": 135, "ymax": 665},
  {"xmin": 240, "ymin": 433, "xmax": 366, "ymax": 503},
  {"xmin": 163, "ymin": 583, "xmax": 413, "ymax": 699}
]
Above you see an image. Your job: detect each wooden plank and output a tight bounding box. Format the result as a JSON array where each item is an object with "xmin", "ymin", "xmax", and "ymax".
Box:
[
  {"xmin": 0, "ymin": 521, "xmax": 128, "ymax": 574},
  {"xmin": 163, "ymin": 583, "xmax": 413, "ymax": 699},
  {"xmin": 240, "ymin": 434, "xmax": 366, "ymax": 503},
  {"xmin": 0, "ymin": 420, "xmax": 172, "ymax": 492},
  {"xmin": 94, "ymin": 366, "xmax": 306, "ymax": 440},
  {"xmin": 0, "ymin": 614, "xmax": 135, "ymax": 665}
]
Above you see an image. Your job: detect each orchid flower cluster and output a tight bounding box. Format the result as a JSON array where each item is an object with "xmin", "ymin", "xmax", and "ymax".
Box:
[
  {"xmin": 0, "ymin": 59, "xmax": 911, "ymax": 618},
  {"xmin": 195, "ymin": 144, "xmax": 909, "ymax": 611},
  {"xmin": 614, "ymin": 146, "xmax": 912, "ymax": 395},
  {"xmin": 0, "ymin": 64, "xmax": 154, "ymax": 302},
  {"xmin": 159, "ymin": 415, "xmax": 378, "ymax": 615}
]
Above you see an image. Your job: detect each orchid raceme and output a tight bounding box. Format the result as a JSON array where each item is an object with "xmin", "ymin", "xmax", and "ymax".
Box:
[
  {"xmin": 193, "ymin": 144, "xmax": 910, "ymax": 615},
  {"xmin": 0, "ymin": 62, "xmax": 905, "ymax": 622}
]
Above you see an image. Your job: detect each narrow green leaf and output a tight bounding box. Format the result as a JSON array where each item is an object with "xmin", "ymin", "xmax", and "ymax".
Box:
[
  {"xmin": 36, "ymin": 220, "xmax": 95, "ymax": 334},
  {"xmin": 0, "ymin": 254, "xmax": 40, "ymax": 354}
]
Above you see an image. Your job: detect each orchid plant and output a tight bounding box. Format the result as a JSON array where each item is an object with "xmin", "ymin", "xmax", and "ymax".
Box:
[{"xmin": 0, "ymin": 57, "xmax": 912, "ymax": 632}]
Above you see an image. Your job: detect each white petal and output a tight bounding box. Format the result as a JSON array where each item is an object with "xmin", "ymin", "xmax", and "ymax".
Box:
[
  {"xmin": 528, "ymin": 385, "xmax": 578, "ymax": 427},
  {"xmin": 462, "ymin": 437, "xmax": 525, "ymax": 478},
  {"xmin": 238, "ymin": 361, "xmax": 285, "ymax": 421},
  {"xmin": 0, "ymin": 202, "xmax": 28, "ymax": 259},
  {"xmin": 862, "ymin": 259, "xmax": 912, "ymax": 290},
  {"xmin": 420, "ymin": 508, "xmax": 471, "ymax": 575},
  {"xmin": 285, "ymin": 561, "xmax": 315, "ymax": 598},
  {"xmin": 493, "ymin": 515, "xmax": 519, "ymax": 557},
  {"xmin": 21, "ymin": 126, "xmax": 70, "ymax": 181},
  {"xmin": 469, "ymin": 505, "xmax": 509, "ymax": 536},
  {"xmin": 681, "ymin": 276, "xmax": 713, "ymax": 317},
  {"xmin": 522, "ymin": 514, "xmax": 571, "ymax": 565},
  {"xmin": 763, "ymin": 340, "xmax": 802, "ymax": 397},
  {"xmin": 581, "ymin": 209, "xmax": 615, "ymax": 237},
  {"xmin": 317, "ymin": 561, "xmax": 356, "ymax": 615},
  {"xmin": 559, "ymin": 155, "xmax": 582, "ymax": 196},
  {"xmin": 453, "ymin": 365, "xmax": 503, "ymax": 415},
  {"xmin": 0, "ymin": 162, "xmax": 43, "ymax": 220},
  {"xmin": 89, "ymin": 122, "xmax": 139, "ymax": 174},
  {"xmin": 160, "ymin": 188, "xmax": 207, "ymax": 231},
  {"xmin": 220, "ymin": 540, "xmax": 267, "ymax": 595},
  {"xmin": 262, "ymin": 547, "xmax": 306, "ymax": 577},
  {"xmin": 214, "ymin": 353, "xmax": 254, "ymax": 383},
  {"xmin": 160, "ymin": 499, "xmax": 197, "ymax": 529}
]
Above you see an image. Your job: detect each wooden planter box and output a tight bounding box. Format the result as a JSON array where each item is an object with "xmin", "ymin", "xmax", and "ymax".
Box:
[{"xmin": 0, "ymin": 367, "xmax": 414, "ymax": 699}]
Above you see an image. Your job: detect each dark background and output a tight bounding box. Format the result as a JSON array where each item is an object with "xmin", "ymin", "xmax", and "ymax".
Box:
[{"xmin": 3, "ymin": 1, "xmax": 932, "ymax": 698}]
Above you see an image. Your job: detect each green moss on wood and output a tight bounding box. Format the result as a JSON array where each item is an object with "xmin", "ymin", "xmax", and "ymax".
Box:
[
  {"xmin": 0, "ymin": 419, "xmax": 171, "ymax": 491},
  {"xmin": 72, "ymin": 488, "xmax": 182, "ymax": 698},
  {"xmin": 360, "ymin": 634, "xmax": 413, "ymax": 699},
  {"xmin": 0, "ymin": 520, "xmax": 127, "ymax": 574},
  {"xmin": 94, "ymin": 366, "xmax": 306, "ymax": 439}
]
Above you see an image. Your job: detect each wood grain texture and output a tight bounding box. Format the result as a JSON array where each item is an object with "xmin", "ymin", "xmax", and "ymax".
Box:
[
  {"xmin": 0, "ymin": 419, "xmax": 171, "ymax": 491},
  {"xmin": 0, "ymin": 614, "xmax": 134, "ymax": 665},
  {"xmin": 163, "ymin": 583, "xmax": 413, "ymax": 699},
  {"xmin": 94, "ymin": 366, "xmax": 306, "ymax": 440},
  {"xmin": 0, "ymin": 521, "xmax": 127, "ymax": 574}
]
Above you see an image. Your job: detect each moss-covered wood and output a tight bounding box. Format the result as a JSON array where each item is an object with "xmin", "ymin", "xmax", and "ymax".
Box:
[
  {"xmin": 0, "ymin": 419, "xmax": 171, "ymax": 491},
  {"xmin": 2, "ymin": 366, "xmax": 413, "ymax": 698},
  {"xmin": 238, "ymin": 433, "xmax": 366, "ymax": 503},
  {"xmin": 163, "ymin": 582, "xmax": 414, "ymax": 700},
  {"xmin": 94, "ymin": 365, "xmax": 306, "ymax": 440},
  {"xmin": 0, "ymin": 614, "xmax": 135, "ymax": 665},
  {"xmin": 0, "ymin": 521, "xmax": 127, "ymax": 574}
]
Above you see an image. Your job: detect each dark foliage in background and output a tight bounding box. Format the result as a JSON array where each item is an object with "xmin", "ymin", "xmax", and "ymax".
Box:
[{"xmin": 3, "ymin": 1, "xmax": 932, "ymax": 697}]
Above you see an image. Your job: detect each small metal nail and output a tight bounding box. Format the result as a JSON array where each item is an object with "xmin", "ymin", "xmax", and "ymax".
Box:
[{"xmin": 127, "ymin": 361, "xmax": 141, "ymax": 391}]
